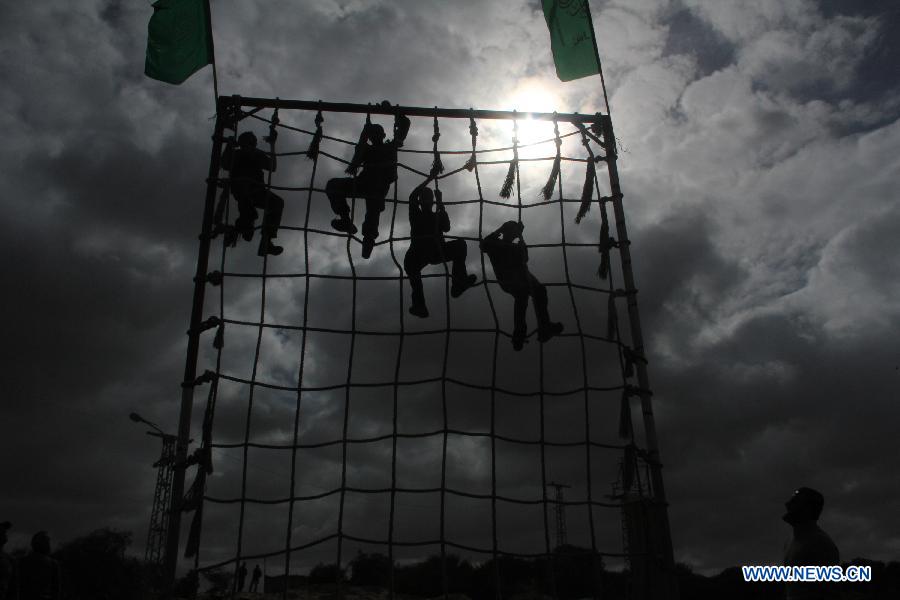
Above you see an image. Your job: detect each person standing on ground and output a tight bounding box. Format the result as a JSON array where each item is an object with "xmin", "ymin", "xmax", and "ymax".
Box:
[
  {"xmin": 249, "ymin": 564, "xmax": 262, "ymax": 593},
  {"xmin": 237, "ymin": 561, "xmax": 248, "ymax": 591},
  {"xmin": 782, "ymin": 487, "xmax": 841, "ymax": 600},
  {"xmin": 0, "ymin": 522, "xmax": 14, "ymax": 600},
  {"xmin": 17, "ymin": 531, "xmax": 61, "ymax": 600}
]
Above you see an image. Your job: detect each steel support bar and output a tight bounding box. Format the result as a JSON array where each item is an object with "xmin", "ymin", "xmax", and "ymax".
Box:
[
  {"xmin": 600, "ymin": 116, "xmax": 679, "ymax": 600},
  {"xmin": 165, "ymin": 105, "xmax": 226, "ymax": 592},
  {"xmin": 225, "ymin": 95, "xmax": 604, "ymax": 124}
]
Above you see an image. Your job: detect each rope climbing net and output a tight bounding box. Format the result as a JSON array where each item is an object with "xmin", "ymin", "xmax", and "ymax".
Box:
[{"xmin": 174, "ymin": 97, "xmax": 673, "ymax": 599}]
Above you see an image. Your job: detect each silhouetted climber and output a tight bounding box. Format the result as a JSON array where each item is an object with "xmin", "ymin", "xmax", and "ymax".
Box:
[
  {"xmin": 249, "ymin": 564, "xmax": 262, "ymax": 593},
  {"xmin": 0, "ymin": 522, "xmax": 13, "ymax": 600},
  {"xmin": 404, "ymin": 173, "xmax": 477, "ymax": 318},
  {"xmin": 222, "ymin": 130, "xmax": 284, "ymax": 257},
  {"xmin": 482, "ymin": 221, "xmax": 563, "ymax": 350},
  {"xmin": 237, "ymin": 562, "xmax": 248, "ymax": 591},
  {"xmin": 17, "ymin": 531, "xmax": 60, "ymax": 600},
  {"xmin": 782, "ymin": 487, "xmax": 840, "ymax": 600},
  {"xmin": 327, "ymin": 103, "xmax": 411, "ymax": 259}
]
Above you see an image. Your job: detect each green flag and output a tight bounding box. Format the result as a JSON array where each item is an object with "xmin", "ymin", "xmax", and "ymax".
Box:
[
  {"xmin": 542, "ymin": 0, "xmax": 601, "ymax": 82},
  {"xmin": 145, "ymin": 0, "xmax": 213, "ymax": 85}
]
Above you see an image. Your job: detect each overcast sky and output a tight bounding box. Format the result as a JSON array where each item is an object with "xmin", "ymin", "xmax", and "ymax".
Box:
[{"xmin": 2, "ymin": 0, "xmax": 899, "ymax": 580}]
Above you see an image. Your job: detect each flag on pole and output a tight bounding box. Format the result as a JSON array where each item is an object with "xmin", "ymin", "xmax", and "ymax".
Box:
[
  {"xmin": 542, "ymin": 0, "xmax": 601, "ymax": 82},
  {"xmin": 145, "ymin": 0, "xmax": 214, "ymax": 85}
]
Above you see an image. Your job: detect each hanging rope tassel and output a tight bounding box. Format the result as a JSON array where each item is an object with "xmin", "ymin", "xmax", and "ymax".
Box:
[
  {"xmin": 624, "ymin": 346, "xmax": 635, "ymax": 378},
  {"xmin": 184, "ymin": 501, "xmax": 204, "ymax": 558},
  {"xmin": 432, "ymin": 152, "xmax": 444, "ymax": 176},
  {"xmin": 607, "ymin": 290, "xmax": 618, "ymax": 339},
  {"xmin": 577, "ymin": 160, "xmax": 596, "ymax": 223},
  {"xmin": 346, "ymin": 111, "xmax": 371, "ymax": 175},
  {"xmin": 598, "ymin": 196, "xmax": 620, "ymax": 281},
  {"xmin": 575, "ymin": 124, "xmax": 599, "ymax": 224},
  {"xmin": 305, "ymin": 109, "xmax": 323, "ymax": 160},
  {"xmin": 500, "ymin": 159, "xmax": 517, "ymax": 198},
  {"xmin": 622, "ymin": 444, "xmax": 636, "ymax": 491},
  {"xmin": 213, "ymin": 322, "xmax": 224, "ymax": 349},
  {"xmin": 541, "ymin": 153, "xmax": 561, "ymax": 200},
  {"xmin": 181, "ymin": 467, "xmax": 205, "ymax": 513},
  {"xmin": 203, "ymin": 270, "xmax": 223, "ymax": 287},
  {"xmin": 431, "ymin": 114, "xmax": 444, "ymax": 176},
  {"xmin": 599, "ymin": 228, "xmax": 610, "ymax": 280},
  {"xmin": 184, "ymin": 377, "xmax": 216, "ymax": 559},
  {"xmin": 619, "ymin": 387, "xmax": 634, "ymax": 439},
  {"xmin": 191, "ymin": 315, "xmax": 221, "ymax": 335},
  {"xmin": 200, "ymin": 382, "xmax": 216, "ymax": 474},
  {"xmin": 213, "ymin": 140, "xmax": 233, "ymax": 228},
  {"xmin": 623, "ymin": 347, "xmax": 646, "ymax": 380},
  {"xmin": 598, "ymin": 220, "xmax": 610, "ymax": 280},
  {"xmin": 268, "ymin": 107, "xmax": 279, "ymax": 139},
  {"xmin": 464, "ymin": 117, "xmax": 479, "ymax": 171},
  {"xmin": 500, "ymin": 119, "xmax": 519, "ymax": 199},
  {"xmin": 541, "ymin": 120, "xmax": 562, "ymax": 200}
]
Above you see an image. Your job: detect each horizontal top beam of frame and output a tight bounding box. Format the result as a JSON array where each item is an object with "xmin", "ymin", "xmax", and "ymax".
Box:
[{"xmin": 223, "ymin": 95, "xmax": 607, "ymax": 125}]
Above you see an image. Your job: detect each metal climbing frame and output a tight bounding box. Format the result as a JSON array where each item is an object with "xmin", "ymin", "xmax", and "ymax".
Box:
[{"xmin": 167, "ymin": 95, "xmax": 678, "ymax": 600}]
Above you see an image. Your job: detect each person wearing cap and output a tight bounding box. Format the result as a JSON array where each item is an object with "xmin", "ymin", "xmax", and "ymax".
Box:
[
  {"xmin": 481, "ymin": 221, "xmax": 564, "ymax": 350},
  {"xmin": 17, "ymin": 531, "xmax": 60, "ymax": 600},
  {"xmin": 0, "ymin": 522, "xmax": 13, "ymax": 600},
  {"xmin": 326, "ymin": 104, "xmax": 411, "ymax": 259},
  {"xmin": 221, "ymin": 129, "xmax": 285, "ymax": 257},
  {"xmin": 782, "ymin": 487, "xmax": 840, "ymax": 600}
]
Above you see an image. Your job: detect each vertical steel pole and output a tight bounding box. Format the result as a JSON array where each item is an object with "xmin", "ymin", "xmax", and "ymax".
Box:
[
  {"xmin": 600, "ymin": 115, "xmax": 679, "ymax": 599},
  {"xmin": 165, "ymin": 97, "xmax": 227, "ymax": 591}
]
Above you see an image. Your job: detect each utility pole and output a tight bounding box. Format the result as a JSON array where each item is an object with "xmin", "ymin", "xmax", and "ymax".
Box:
[
  {"xmin": 130, "ymin": 413, "xmax": 179, "ymax": 577},
  {"xmin": 547, "ymin": 481, "xmax": 571, "ymax": 549},
  {"xmin": 146, "ymin": 432, "xmax": 176, "ymax": 566}
]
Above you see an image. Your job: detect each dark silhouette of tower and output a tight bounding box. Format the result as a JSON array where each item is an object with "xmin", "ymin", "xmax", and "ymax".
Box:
[
  {"xmin": 130, "ymin": 413, "xmax": 177, "ymax": 568},
  {"xmin": 548, "ymin": 481, "xmax": 571, "ymax": 549},
  {"xmin": 146, "ymin": 433, "xmax": 176, "ymax": 566}
]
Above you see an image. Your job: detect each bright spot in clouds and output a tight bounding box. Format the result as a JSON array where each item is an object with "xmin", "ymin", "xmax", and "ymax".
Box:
[{"xmin": 506, "ymin": 79, "xmax": 564, "ymax": 156}]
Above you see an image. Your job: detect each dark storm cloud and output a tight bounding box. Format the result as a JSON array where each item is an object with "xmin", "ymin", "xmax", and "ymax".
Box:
[
  {"xmin": 1, "ymin": 0, "xmax": 898, "ymax": 581},
  {"xmin": 663, "ymin": 7, "xmax": 735, "ymax": 76}
]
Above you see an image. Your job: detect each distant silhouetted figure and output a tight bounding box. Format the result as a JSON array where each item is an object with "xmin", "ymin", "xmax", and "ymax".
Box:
[
  {"xmin": 404, "ymin": 174, "xmax": 477, "ymax": 318},
  {"xmin": 17, "ymin": 531, "xmax": 60, "ymax": 600},
  {"xmin": 222, "ymin": 130, "xmax": 284, "ymax": 257},
  {"xmin": 482, "ymin": 221, "xmax": 563, "ymax": 350},
  {"xmin": 327, "ymin": 104, "xmax": 411, "ymax": 259},
  {"xmin": 0, "ymin": 522, "xmax": 13, "ymax": 600},
  {"xmin": 782, "ymin": 487, "xmax": 840, "ymax": 600},
  {"xmin": 236, "ymin": 561, "xmax": 248, "ymax": 591},
  {"xmin": 249, "ymin": 564, "xmax": 262, "ymax": 592}
]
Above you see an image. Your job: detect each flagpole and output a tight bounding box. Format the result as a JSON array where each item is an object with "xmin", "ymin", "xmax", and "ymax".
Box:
[
  {"xmin": 204, "ymin": 0, "xmax": 220, "ymax": 107},
  {"xmin": 584, "ymin": 1, "xmax": 611, "ymax": 117}
]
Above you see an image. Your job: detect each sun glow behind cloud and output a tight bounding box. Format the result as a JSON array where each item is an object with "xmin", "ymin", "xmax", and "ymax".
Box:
[{"xmin": 504, "ymin": 79, "xmax": 565, "ymax": 159}]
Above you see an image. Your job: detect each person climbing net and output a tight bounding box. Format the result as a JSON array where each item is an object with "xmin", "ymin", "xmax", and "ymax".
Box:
[
  {"xmin": 326, "ymin": 101, "xmax": 412, "ymax": 259},
  {"xmin": 221, "ymin": 117, "xmax": 284, "ymax": 257},
  {"xmin": 482, "ymin": 220, "xmax": 564, "ymax": 350},
  {"xmin": 403, "ymin": 170, "xmax": 477, "ymax": 319}
]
